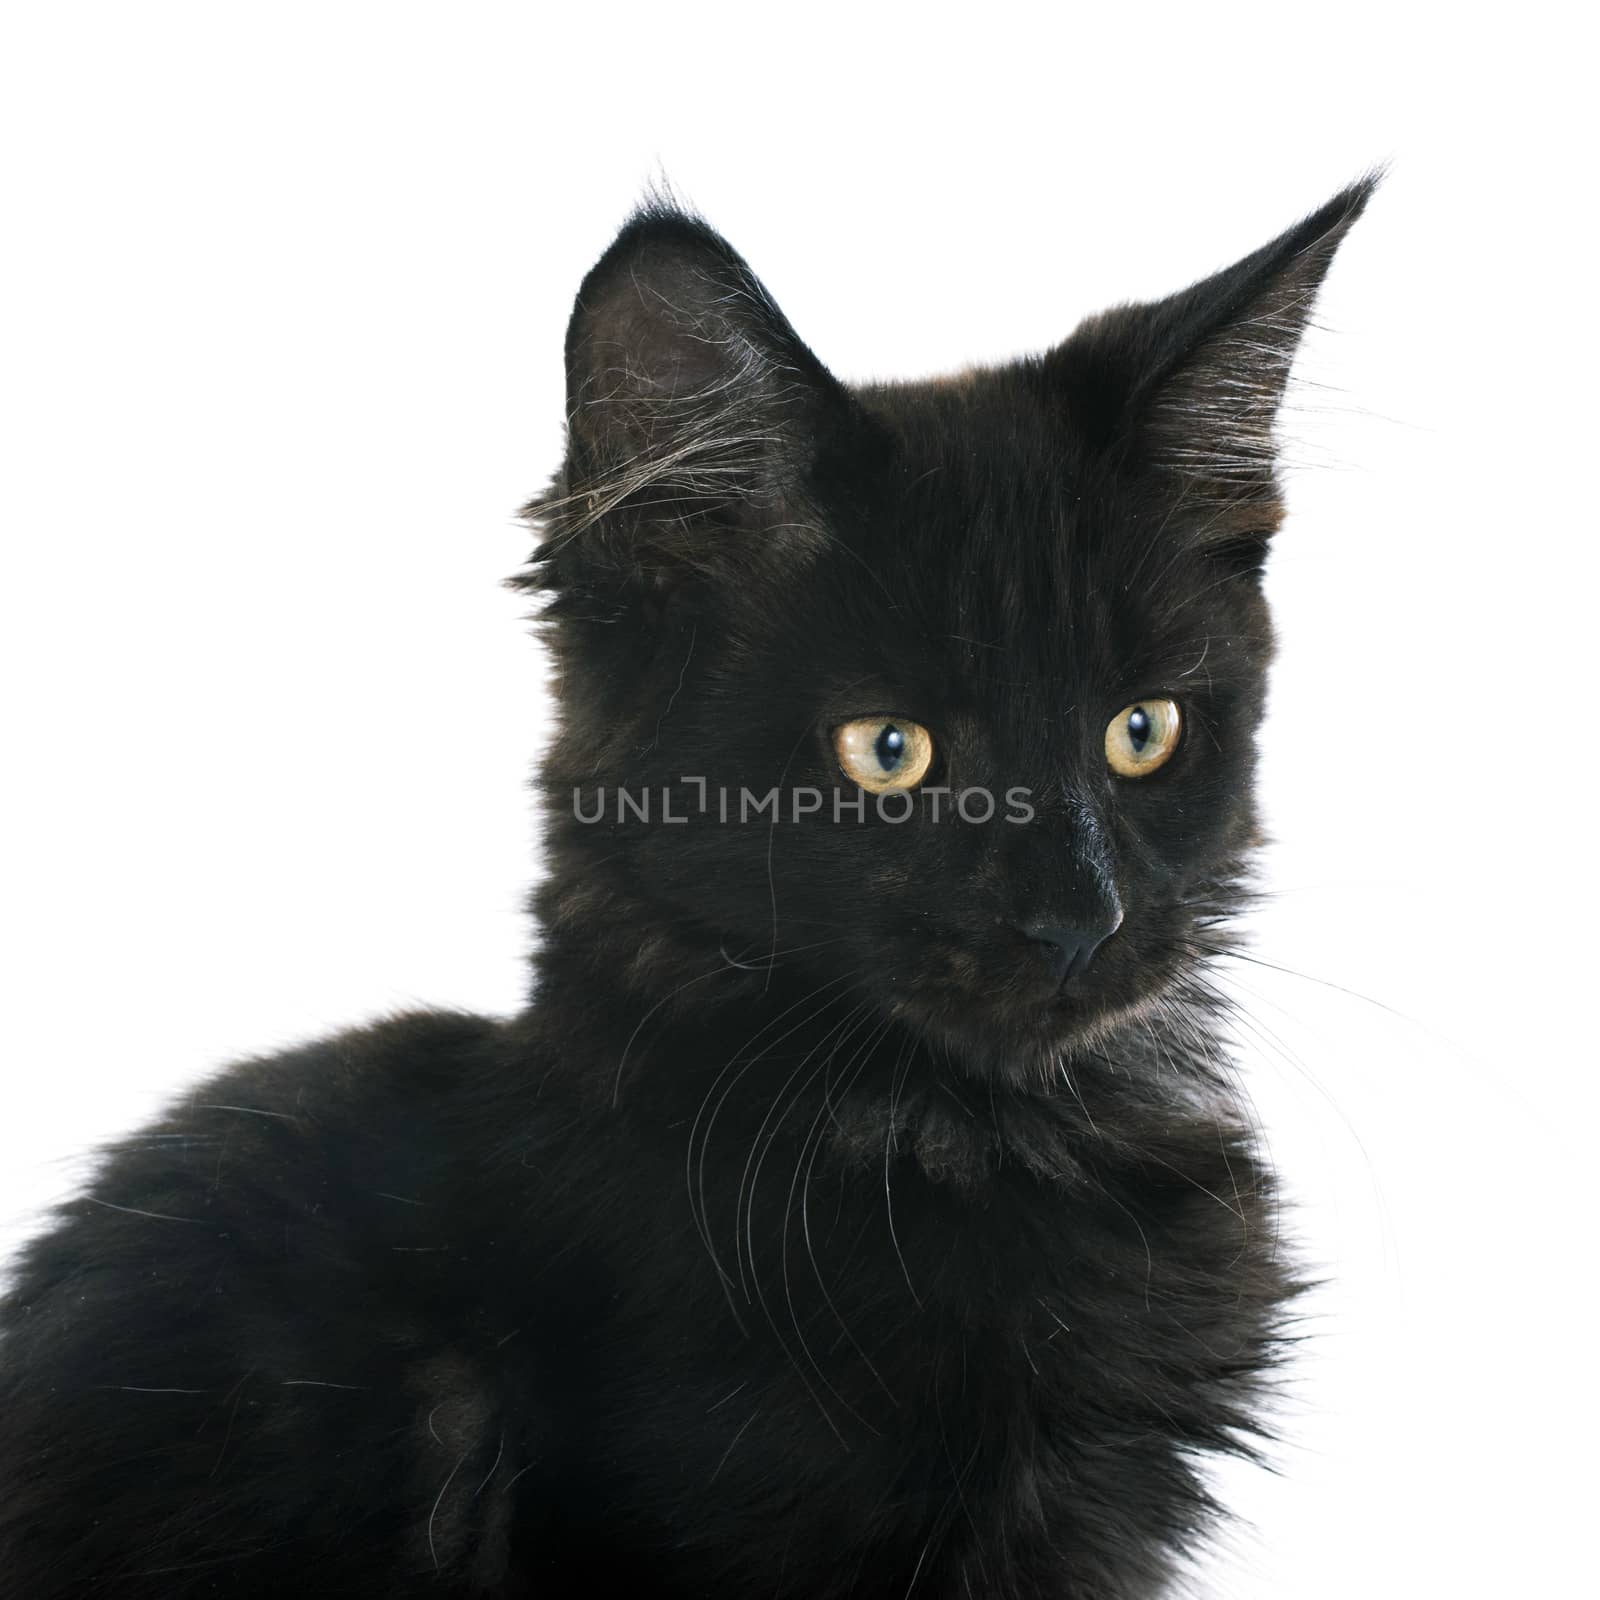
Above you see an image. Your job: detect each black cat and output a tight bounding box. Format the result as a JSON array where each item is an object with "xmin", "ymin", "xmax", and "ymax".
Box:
[{"xmin": 0, "ymin": 179, "xmax": 1373, "ymax": 1596}]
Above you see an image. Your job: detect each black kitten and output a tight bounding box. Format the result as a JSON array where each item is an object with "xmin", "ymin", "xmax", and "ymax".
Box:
[{"xmin": 0, "ymin": 181, "xmax": 1373, "ymax": 1597}]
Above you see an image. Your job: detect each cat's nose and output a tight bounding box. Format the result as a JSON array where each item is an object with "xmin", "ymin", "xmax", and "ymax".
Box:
[{"xmin": 1019, "ymin": 912, "xmax": 1123, "ymax": 986}]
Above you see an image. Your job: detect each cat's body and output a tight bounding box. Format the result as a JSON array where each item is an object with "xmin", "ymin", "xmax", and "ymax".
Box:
[
  {"xmin": 0, "ymin": 1002, "xmax": 1269, "ymax": 1597},
  {"xmin": 0, "ymin": 182, "xmax": 1373, "ymax": 1596}
]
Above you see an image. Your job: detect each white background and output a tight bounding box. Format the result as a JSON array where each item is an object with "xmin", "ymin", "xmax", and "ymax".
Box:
[{"xmin": 2, "ymin": 5, "xmax": 1594, "ymax": 1594}]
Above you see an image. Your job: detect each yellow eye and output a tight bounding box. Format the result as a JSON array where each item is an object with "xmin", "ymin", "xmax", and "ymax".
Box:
[
  {"xmin": 833, "ymin": 718, "xmax": 935, "ymax": 792},
  {"xmin": 1105, "ymin": 698, "xmax": 1182, "ymax": 778}
]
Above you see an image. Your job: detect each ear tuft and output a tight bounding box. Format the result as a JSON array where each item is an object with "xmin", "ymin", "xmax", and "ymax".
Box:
[
  {"xmin": 527, "ymin": 203, "xmax": 846, "ymax": 587},
  {"xmin": 1141, "ymin": 178, "xmax": 1376, "ymax": 492},
  {"xmin": 1054, "ymin": 175, "xmax": 1378, "ymax": 535}
]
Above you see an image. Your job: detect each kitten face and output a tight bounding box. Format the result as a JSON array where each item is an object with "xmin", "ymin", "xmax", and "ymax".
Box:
[{"xmin": 530, "ymin": 185, "xmax": 1371, "ymax": 1079}]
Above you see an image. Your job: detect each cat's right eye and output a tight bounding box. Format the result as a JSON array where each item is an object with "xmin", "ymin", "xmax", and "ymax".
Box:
[{"xmin": 833, "ymin": 718, "xmax": 935, "ymax": 793}]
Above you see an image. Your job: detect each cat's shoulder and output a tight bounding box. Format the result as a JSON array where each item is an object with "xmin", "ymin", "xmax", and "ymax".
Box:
[
  {"xmin": 0, "ymin": 1010, "xmax": 546, "ymax": 1595},
  {"xmin": 2, "ymin": 1009, "xmax": 513, "ymax": 1310}
]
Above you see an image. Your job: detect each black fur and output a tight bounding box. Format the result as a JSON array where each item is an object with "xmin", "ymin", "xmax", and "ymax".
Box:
[{"xmin": 0, "ymin": 180, "xmax": 1374, "ymax": 1596}]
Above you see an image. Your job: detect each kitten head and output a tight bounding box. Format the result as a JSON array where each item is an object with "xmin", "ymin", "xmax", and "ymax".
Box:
[{"xmin": 524, "ymin": 181, "xmax": 1373, "ymax": 1080}]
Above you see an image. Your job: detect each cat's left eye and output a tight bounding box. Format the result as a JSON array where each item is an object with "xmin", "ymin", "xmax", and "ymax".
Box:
[
  {"xmin": 833, "ymin": 718, "xmax": 935, "ymax": 793},
  {"xmin": 1105, "ymin": 698, "xmax": 1182, "ymax": 778}
]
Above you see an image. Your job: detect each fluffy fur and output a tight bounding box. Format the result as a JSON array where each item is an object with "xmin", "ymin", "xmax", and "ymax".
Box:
[{"xmin": 0, "ymin": 180, "xmax": 1373, "ymax": 1596}]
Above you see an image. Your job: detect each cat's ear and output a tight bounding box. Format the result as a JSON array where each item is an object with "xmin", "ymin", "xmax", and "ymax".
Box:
[
  {"xmin": 1051, "ymin": 177, "xmax": 1376, "ymax": 557},
  {"xmin": 541, "ymin": 204, "xmax": 851, "ymax": 582}
]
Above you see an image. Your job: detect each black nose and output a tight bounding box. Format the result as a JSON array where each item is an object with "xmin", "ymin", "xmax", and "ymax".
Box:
[{"xmin": 1020, "ymin": 915, "xmax": 1122, "ymax": 986}]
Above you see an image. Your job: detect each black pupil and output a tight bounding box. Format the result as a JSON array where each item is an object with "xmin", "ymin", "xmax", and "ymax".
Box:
[
  {"xmin": 1127, "ymin": 707, "xmax": 1151, "ymax": 752},
  {"xmin": 875, "ymin": 725, "xmax": 906, "ymax": 771}
]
